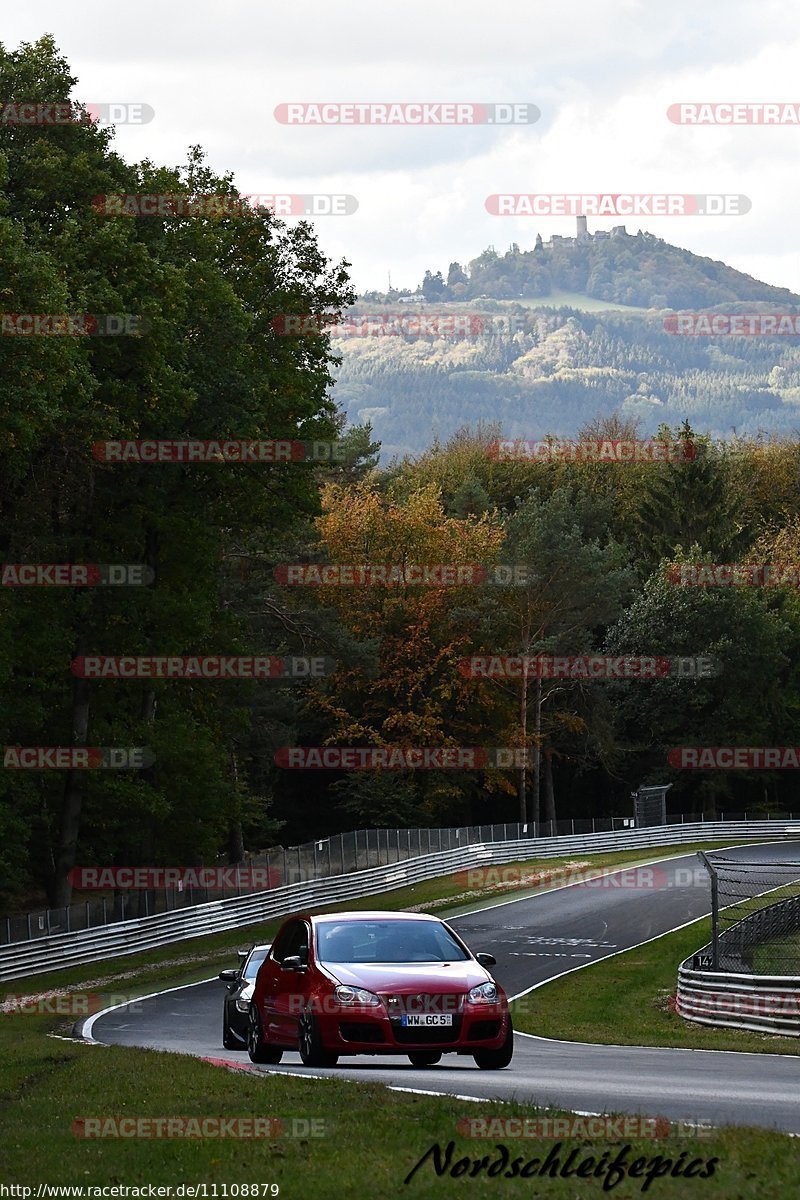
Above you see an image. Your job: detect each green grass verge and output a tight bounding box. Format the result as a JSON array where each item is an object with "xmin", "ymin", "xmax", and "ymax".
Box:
[
  {"xmin": 753, "ymin": 929, "xmax": 800, "ymax": 974},
  {"xmin": 1, "ymin": 1021, "xmax": 794, "ymax": 1196}
]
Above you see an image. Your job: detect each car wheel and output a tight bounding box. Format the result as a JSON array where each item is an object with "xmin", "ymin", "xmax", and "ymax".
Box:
[
  {"xmin": 222, "ymin": 1010, "xmax": 239, "ymax": 1051},
  {"xmin": 247, "ymin": 1005, "xmax": 283, "ymax": 1065},
  {"xmin": 298, "ymin": 1009, "xmax": 339, "ymax": 1067},
  {"xmin": 473, "ymin": 1017, "xmax": 514, "ymax": 1070},
  {"xmin": 407, "ymin": 1051, "xmax": 442, "ymax": 1067}
]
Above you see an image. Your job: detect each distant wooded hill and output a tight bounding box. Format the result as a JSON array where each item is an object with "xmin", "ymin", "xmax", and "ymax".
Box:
[
  {"xmin": 396, "ymin": 228, "xmax": 800, "ymax": 309},
  {"xmin": 332, "ymin": 232, "xmax": 800, "ymax": 459}
]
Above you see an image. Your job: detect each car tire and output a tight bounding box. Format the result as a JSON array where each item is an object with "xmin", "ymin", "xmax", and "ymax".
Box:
[
  {"xmin": 222, "ymin": 1010, "xmax": 239, "ymax": 1051},
  {"xmin": 472, "ymin": 1017, "xmax": 514, "ymax": 1070},
  {"xmin": 407, "ymin": 1051, "xmax": 442, "ymax": 1067},
  {"xmin": 298, "ymin": 1009, "xmax": 339, "ymax": 1067},
  {"xmin": 247, "ymin": 1005, "xmax": 283, "ymax": 1065}
]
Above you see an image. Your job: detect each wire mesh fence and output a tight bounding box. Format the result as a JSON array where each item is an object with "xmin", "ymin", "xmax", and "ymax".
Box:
[{"xmin": 696, "ymin": 852, "xmax": 800, "ymax": 974}]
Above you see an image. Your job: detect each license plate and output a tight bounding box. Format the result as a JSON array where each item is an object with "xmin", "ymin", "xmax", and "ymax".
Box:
[{"xmin": 401, "ymin": 1013, "xmax": 453, "ymax": 1027}]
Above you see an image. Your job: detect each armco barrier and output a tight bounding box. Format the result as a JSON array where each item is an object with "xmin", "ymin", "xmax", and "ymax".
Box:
[
  {"xmin": 0, "ymin": 820, "xmax": 793, "ymax": 983},
  {"xmin": 676, "ymin": 965, "xmax": 800, "ymax": 1036}
]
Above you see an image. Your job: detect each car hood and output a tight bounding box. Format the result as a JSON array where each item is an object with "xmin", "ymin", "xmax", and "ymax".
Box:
[{"xmin": 320, "ymin": 960, "xmax": 495, "ymax": 993}]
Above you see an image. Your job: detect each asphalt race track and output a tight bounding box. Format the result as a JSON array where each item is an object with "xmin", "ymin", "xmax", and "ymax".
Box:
[{"xmin": 82, "ymin": 840, "xmax": 800, "ymax": 1133}]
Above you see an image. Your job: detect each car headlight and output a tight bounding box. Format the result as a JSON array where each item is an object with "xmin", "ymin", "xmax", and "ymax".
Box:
[
  {"xmin": 235, "ymin": 985, "xmax": 253, "ymax": 1013},
  {"xmin": 467, "ymin": 981, "xmax": 498, "ymax": 1004},
  {"xmin": 334, "ymin": 985, "xmax": 381, "ymax": 1007}
]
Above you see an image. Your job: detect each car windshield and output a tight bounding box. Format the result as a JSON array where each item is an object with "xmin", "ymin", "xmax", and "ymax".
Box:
[
  {"xmin": 315, "ymin": 920, "xmax": 469, "ymax": 963},
  {"xmin": 242, "ymin": 948, "xmax": 269, "ymax": 981}
]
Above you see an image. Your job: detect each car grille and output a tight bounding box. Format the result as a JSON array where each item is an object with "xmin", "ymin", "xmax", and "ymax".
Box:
[{"xmin": 339, "ymin": 1021, "xmax": 386, "ymax": 1044}]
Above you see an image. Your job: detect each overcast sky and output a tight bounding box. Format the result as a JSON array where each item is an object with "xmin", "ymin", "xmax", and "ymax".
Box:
[{"xmin": 5, "ymin": 1, "xmax": 800, "ymax": 294}]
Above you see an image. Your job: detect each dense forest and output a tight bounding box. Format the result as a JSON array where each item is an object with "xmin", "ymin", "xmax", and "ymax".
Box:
[{"xmin": 3, "ymin": 39, "xmax": 800, "ymax": 917}]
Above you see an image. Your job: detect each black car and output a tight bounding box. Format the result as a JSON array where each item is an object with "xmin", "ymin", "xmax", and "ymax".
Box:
[{"xmin": 219, "ymin": 943, "xmax": 271, "ymax": 1049}]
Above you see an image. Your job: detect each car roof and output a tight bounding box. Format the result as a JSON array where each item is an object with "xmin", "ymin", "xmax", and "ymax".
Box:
[{"xmin": 303, "ymin": 911, "xmax": 442, "ymax": 924}]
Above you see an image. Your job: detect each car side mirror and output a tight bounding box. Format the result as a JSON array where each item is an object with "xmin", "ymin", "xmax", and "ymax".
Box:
[
  {"xmin": 475, "ymin": 952, "xmax": 496, "ymax": 967},
  {"xmin": 281, "ymin": 955, "xmax": 307, "ymax": 971},
  {"xmin": 218, "ymin": 969, "xmax": 238, "ymax": 983}
]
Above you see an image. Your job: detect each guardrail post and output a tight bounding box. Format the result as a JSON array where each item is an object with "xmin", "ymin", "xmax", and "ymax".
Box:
[{"xmin": 698, "ymin": 851, "xmax": 719, "ymax": 969}]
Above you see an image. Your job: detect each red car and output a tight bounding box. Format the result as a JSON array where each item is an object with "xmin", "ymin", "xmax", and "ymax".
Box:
[{"xmin": 247, "ymin": 910, "xmax": 513, "ymax": 1069}]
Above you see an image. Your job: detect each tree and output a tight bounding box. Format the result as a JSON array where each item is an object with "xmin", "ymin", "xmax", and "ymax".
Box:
[
  {"xmin": 635, "ymin": 422, "xmax": 745, "ymax": 570},
  {"xmin": 605, "ymin": 555, "xmax": 796, "ymax": 816},
  {"xmin": 0, "ymin": 37, "xmax": 355, "ymax": 907},
  {"xmin": 422, "ymin": 270, "xmax": 446, "ymax": 301},
  {"xmin": 456, "ymin": 487, "xmax": 633, "ymax": 825}
]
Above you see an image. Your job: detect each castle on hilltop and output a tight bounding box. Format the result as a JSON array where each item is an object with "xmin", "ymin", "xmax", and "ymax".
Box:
[{"xmin": 536, "ymin": 215, "xmax": 627, "ymax": 250}]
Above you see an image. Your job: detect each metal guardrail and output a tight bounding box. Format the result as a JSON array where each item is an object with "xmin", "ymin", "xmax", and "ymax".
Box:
[
  {"xmin": 676, "ymin": 965, "xmax": 800, "ymax": 1036},
  {"xmin": 6, "ymin": 809, "xmax": 781, "ymax": 948},
  {"xmin": 1, "ymin": 820, "xmax": 791, "ymax": 984}
]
